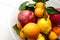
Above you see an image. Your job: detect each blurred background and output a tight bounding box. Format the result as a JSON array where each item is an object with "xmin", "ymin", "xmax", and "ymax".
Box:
[{"xmin": 0, "ymin": 0, "xmax": 60, "ymax": 40}]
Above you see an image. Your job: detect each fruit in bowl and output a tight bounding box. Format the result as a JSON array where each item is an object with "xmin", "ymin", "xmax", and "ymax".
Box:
[
  {"xmin": 50, "ymin": 14, "xmax": 60, "ymax": 25},
  {"xmin": 21, "ymin": 23, "xmax": 40, "ymax": 38},
  {"xmin": 49, "ymin": 31, "xmax": 58, "ymax": 40},
  {"xmin": 52, "ymin": 25, "xmax": 60, "ymax": 35},
  {"xmin": 13, "ymin": 0, "xmax": 60, "ymax": 40},
  {"xmin": 18, "ymin": 10, "xmax": 36, "ymax": 25},
  {"xmin": 37, "ymin": 18, "xmax": 52, "ymax": 34}
]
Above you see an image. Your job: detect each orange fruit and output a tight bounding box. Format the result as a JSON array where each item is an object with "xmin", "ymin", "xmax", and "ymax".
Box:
[
  {"xmin": 52, "ymin": 25, "xmax": 60, "ymax": 35},
  {"xmin": 20, "ymin": 30, "xmax": 25, "ymax": 39},
  {"xmin": 49, "ymin": 31, "xmax": 58, "ymax": 40},
  {"xmin": 37, "ymin": 18, "xmax": 52, "ymax": 34},
  {"xmin": 34, "ymin": 6, "xmax": 36, "ymax": 9},
  {"xmin": 28, "ymin": 38, "xmax": 36, "ymax": 40},
  {"xmin": 23, "ymin": 23, "xmax": 40, "ymax": 38},
  {"xmin": 34, "ymin": 8, "xmax": 45, "ymax": 17},
  {"xmin": 35, "ymin": 2, "xmax": 45, "ymax": 8},
  {"xmin": 49, "ymin": 39, "xmax": 55, "ymax": 40},
  {"xmin": 17, "ymin": 22, "xmax": 22, "ymax": 30}
]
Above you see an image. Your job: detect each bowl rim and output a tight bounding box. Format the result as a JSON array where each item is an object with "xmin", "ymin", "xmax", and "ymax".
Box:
[
  {"xmin": 9, "ymin": 26, "xmax": 18, "ymax": 40},
  {"xmin": 9, "ymin": 24, "xmax": 22, "ymax": 40}
]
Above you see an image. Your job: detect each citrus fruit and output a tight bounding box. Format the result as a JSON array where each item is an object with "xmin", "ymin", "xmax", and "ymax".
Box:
[
  {"xmin": 37, "ymin": 18, "xmax": 52, "ymax": 34},
  {"xmin": 20, "ymin": 30, "xmax": 25, "ymax": 39},
  {"xmin": 28, "ymin": 38, "xmax": 35, "ymax": 40},
  {"xmin": 35, "ymin": 2, "xmax": 45, "ymax": 8},
  {"xmin": 50, "ymin": 39, "xmax": 55, "ymax": 40},
  {"xmin": 52, "ymin": 25, "xmax": 60, "ymax": 35},
  {"xmin": 17, "ymin": 22, "xmax": 23, "ymax": 30},
  {"xmin": 23, "ymin": 23, "xmax": 40, "ymax": 38},
  {"xmin": 49, "ymin": 31, "xmax": 58, "ymax": 40},
  {"xmin": 37, "ymin": 34, "xmax": 45, "ymax": 40},
  {"xmin": 34, "ymin": 8, "xmax": 44, "ymax": 17}
]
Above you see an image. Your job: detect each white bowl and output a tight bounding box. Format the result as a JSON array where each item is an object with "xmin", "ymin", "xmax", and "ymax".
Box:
[
  {"xmin": 9, "ymin": 0, "xmax": 60, "ymax": 40},
  {"xmin": 55, "ymin": 0, "xmax": 60, "ymax": 4}
]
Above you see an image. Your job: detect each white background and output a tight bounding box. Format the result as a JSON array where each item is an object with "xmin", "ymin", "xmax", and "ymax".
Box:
[{"xmin": 0, "ymin": 0, "xmax": 60, "ymax": 40}]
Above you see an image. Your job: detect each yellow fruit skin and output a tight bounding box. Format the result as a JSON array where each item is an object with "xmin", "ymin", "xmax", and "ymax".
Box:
[
  {"xmin": 49, "ymin": 31, "xmax": 58, "ymax": 40},
  {"xmin": 37, "ymin": 18, "xmax": 52, "ymax": 34},
  {"xmin": 20, "ymin": 30, "xmax": 25, "ymax": 39},
  {"xmin": 34, "ymin": 8, "xmax": 44, "ymax": 17},
  {"xmin": 23, "ymin": 23, "xmax": 40, "ymax": 38},
  {"xmin": 37, "ymin": 34, "xmax": 45, "ymax": 40},
  {"xmin": 35, "ymin": 2, "xmax": 45, "ymax": 8}
]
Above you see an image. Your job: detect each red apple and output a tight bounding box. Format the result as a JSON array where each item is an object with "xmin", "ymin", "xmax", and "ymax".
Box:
[
  {"xmin": 50, "ymin": 14, "xmax": 60, "ymax": 25},
  {"xmin": 18, "ymin": 10, "xmax": 36, "ymax": 25},
  {"xmin": 50, "ymin": 8, "xmax": 60, "ymax": 25}
]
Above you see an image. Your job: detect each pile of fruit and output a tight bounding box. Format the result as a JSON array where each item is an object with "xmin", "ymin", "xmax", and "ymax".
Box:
[{"xmin": 13, "ymin": 0, "xmax": 60, "ymax": 40}]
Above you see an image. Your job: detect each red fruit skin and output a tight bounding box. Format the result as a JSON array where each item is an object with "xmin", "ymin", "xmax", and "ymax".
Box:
[
  {"xmin": 50, "ymin": 8, "xmax": 60, "ymax": 25},
  {"xmin": 18, "ymin": 10, "xmax": 36, "ymax": 25},
  {"xmin": 50, "ymin": 14, "xmax": 60, "ymax": 25}
]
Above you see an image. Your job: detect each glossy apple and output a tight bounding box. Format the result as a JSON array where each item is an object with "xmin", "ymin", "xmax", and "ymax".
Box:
[
  {"xmin": 50, "ymin": 8, "xmax": 60, "ymax": 25},
  {"xmin": 18, "ymin": 10, "xmax": 36, "ymax": 25},
  {"xmin": 50, "ymin": 14, "xmax": 60, "ymax": 25}
]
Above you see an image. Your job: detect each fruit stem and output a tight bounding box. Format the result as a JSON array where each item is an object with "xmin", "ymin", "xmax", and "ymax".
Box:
[{"xmin": 43, "ymin": 3, "xmax": 47, "ymax": 20}]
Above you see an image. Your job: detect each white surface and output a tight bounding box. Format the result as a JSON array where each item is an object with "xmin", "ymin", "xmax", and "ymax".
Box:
[
  {"xmin": 55, "ymin": 0, "xmax": 60, "ymax": 4},
  {"xmin": 0, "ymin": 0, "xmax": 20, "ymax": 40},
  {"xmin": 0, "ymin": 0, "xmax": 60, "ymax": 40}
]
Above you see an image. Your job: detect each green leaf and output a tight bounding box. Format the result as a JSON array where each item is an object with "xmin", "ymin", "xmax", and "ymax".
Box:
[
  {"xmin": 19, "ymin": 1, "xmax": 29, "ymax": 11},
  {"xmin": 43, "ymin": 0, "xmax": 49, "ymax": 3},
  {"xmin": 25, "ymin": 6, "xmax": 35, "ymax": 11},
  {"xmin": 46, "ymin": 7, "xmax": 59, "ymax": 14},
  {"xmin": 27, "ymin": 4, "xmax": 35, "ymax": 7},
  {"xmin": 25, "ymin": 3, "xmax": 35, "ymax": 11},
  {"xmin": 13, "ymin": 24, "xmax": 20, "ymax": 35},
  {"xmin": 33, "ymin": 0, "xmax": 49, "ymax": 3}
]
